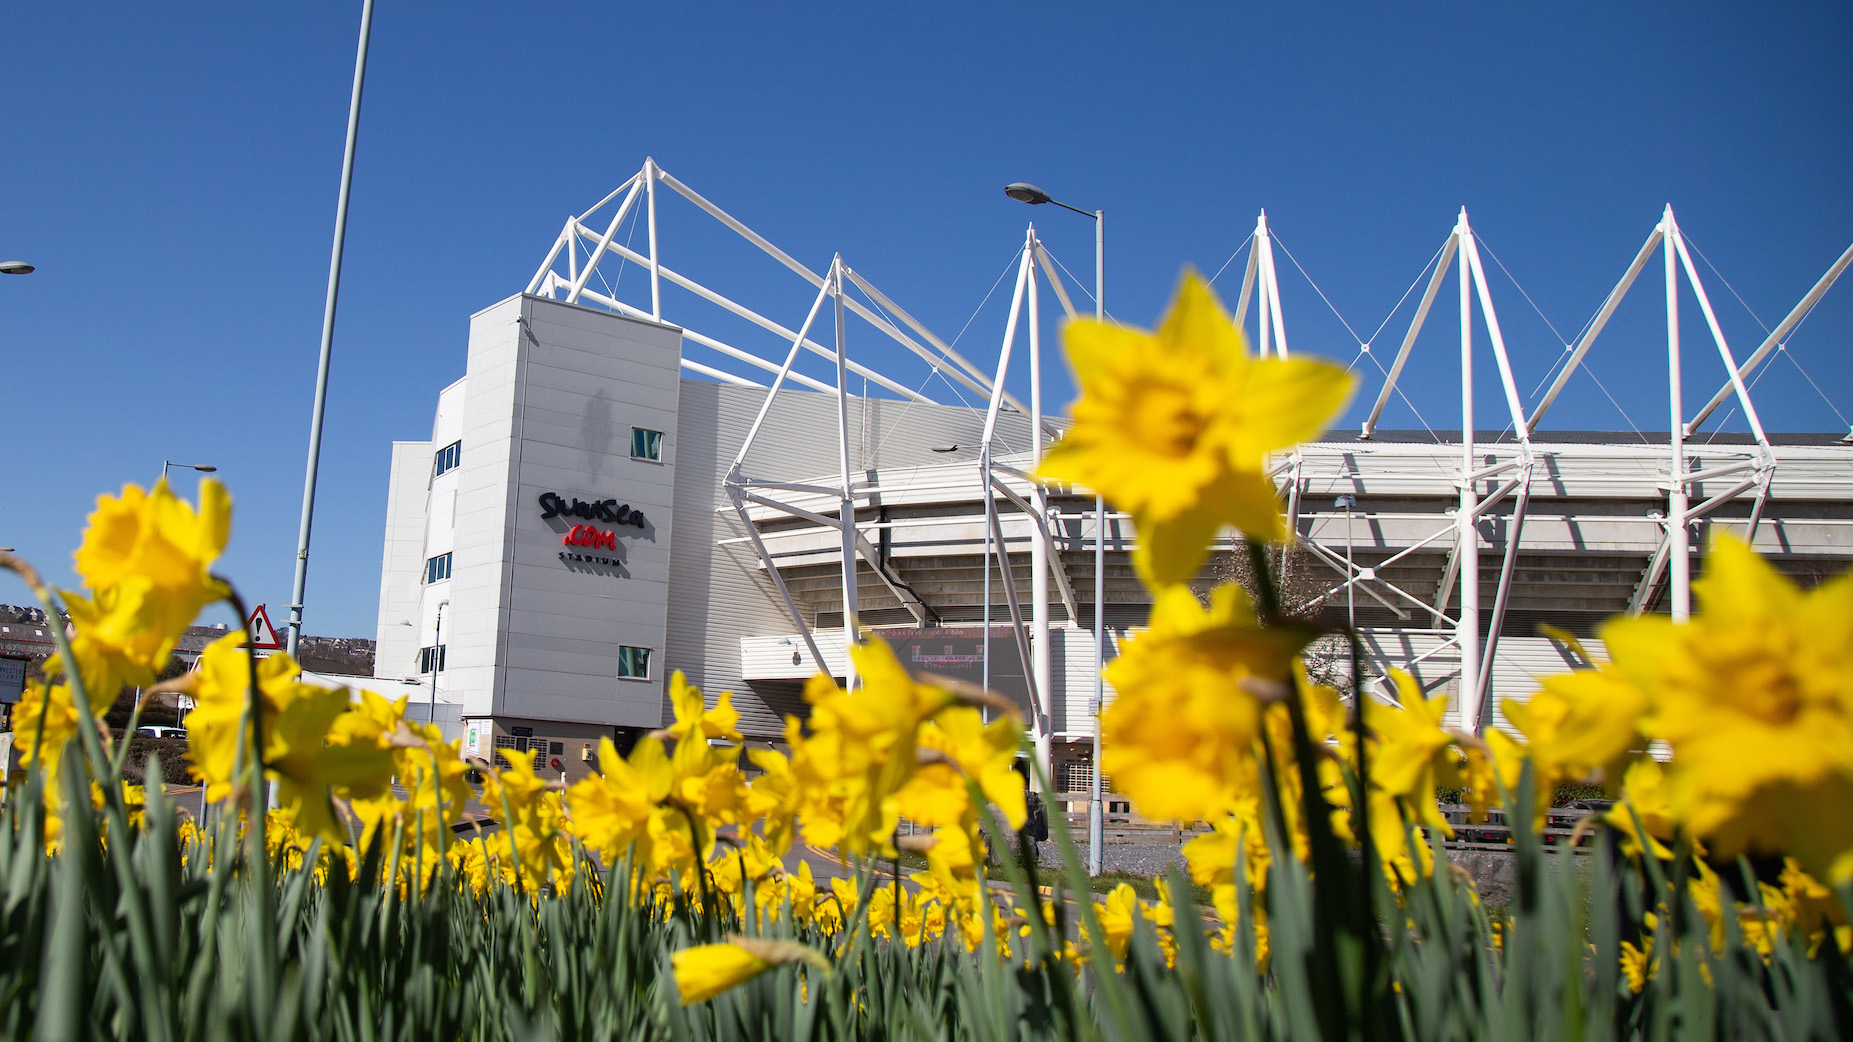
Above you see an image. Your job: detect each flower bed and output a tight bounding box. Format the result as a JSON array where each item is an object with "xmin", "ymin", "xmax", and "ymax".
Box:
[{"xmin": 0, "ymin": 274, "xmax": 1847, "ymax": 1040}]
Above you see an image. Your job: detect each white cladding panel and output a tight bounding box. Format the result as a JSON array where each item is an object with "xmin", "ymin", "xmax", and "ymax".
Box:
[
  {"xmin": 1355, "ymin": 630, "xmax": 1604, "ymax": 734},
  {"xmin": 489, "ymin": 294, "xmax": 683, "ymax": 727},
  {"xmin": 444, "ymin": 295, "xmax": 525, "ymax": 717},
  {"xmin": 665, "ymin": 382, "xmax": 1038, "ymax": 737},
  {"xmin": 375, "ymin": 440, "xmax": 434, "ymax": 684}
]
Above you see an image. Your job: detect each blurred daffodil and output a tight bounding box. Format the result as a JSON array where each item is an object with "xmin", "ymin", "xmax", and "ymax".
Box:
[{"xmin": 1039, "ymin": 272, "xmax": 1354, "ymax": 585}]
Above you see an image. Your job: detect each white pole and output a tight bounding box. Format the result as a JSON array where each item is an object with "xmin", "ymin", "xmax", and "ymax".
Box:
[
  {"xmin": 1455, "ymin": 211, "xmax": 1482, "ymax": 732},
  {"xmin": 646, "ymin": 158, "xmax": 662, "ymax": 321},
  {"xmin": 1028, "ymin": 235, "xmax": 1052, "ymax": 789},
  {"xmin": 832, "ymin": 259, "xmax": 859, "ymax": 684},
  {"xmin": 429, "ymin": 600, "xmax": 446, "ymax": 724},
  {"xmin": 1257, "ymin": 213, "xmax": 1274, "ymax": 359},
  {"xmin": 1261, "ymin": 215, "xmax": 1291, "ymax": 358},
  {"xmin": 1347, "ymin": 504, "xmax": 1356, "ymax": 632},
  {"xmin": 1089, "ymin": 208, "xmax": 1106, "ymax": 877},
  {"xmin": 285, "ymin": 0, "xmax": 374, "ymax": 658},
  {"xmin": 1664, "ymin": 206, "xmax": 1691, "ymax": 621},
  {"xmin": 982, "ymin": 446, "xmax": 993, "ymax": 699}
]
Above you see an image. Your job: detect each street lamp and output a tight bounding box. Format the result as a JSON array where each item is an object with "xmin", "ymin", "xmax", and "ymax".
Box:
[
  {"xmin": 429, "ymin": 599, "xmax": 449, "ymax": 724},
  {"xmin": 1336, "ymin": 494, "xmax": 1359, "ymax": 703},
  {"xmin": 162, "ymin": 460, "xmax": 219, "ymax": 480},
  {"xmin": 1335, "ymin": 495, "xmax": 1358, "ymax": 632},
  {"xmin": 0, "ymin": 261, "xmax": 35, "ymax": 275},
  {"xmin": 1005, "ymin": 180, "xmax": 1107, "ymax": 874},
  {"xmin": 287, "ymin": 0, "xmax": 377, "ymax": 659}
]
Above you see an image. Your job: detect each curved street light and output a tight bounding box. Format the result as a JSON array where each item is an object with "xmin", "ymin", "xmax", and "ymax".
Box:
[
  {"xmin": 163, "ymin": 461, "xmax": 219, "ymax": 479},
  {"xmin": 1005, "ymin": 180, "xmax": 1107, "ymax": 874},
  {"xmin": 0, "ymin": 261, "xmax": 36, "ymax": 275}
]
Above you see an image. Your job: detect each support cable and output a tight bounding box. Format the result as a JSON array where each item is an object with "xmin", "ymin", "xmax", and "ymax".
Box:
[
  {"xmin": 1781, "ymin": 347, "xmax": 1852, "ymax": 430},
  {"xmin": 873, "ymin": 247, "xmax": 1024, "ymax": 462},
  {"xmin": 1364, "ymin": 239, "xmax": 1452, "ymax": 348},
  {"xmin": 589, "ymin": 202, "xmax": 637, "ymax": 306},
  {"xmin": 1206, "ymin": 238, "xmax": 1255, "ymax": 286},
  {"xmin": 1272, "ymin": 231, "xmax": 1446, "ymax": 441},
  {"xmin": 1474, "ymin": 229, "xmax": 1650, "ymax": 442},
  {"xmin": 1685, "ymin": 232, "xmax": 1850, "ymax": 433},
  {"xmin": 1042, "ymin": 245, "xmax": 1114, "ymax": 324},
  {"xmin": 1271, "ymin": 233, "xmax": 1368, "ymax": 347},
  {"xmin": 1704, "ymin": 357, "xmax": 1781, "ymax": 445}
]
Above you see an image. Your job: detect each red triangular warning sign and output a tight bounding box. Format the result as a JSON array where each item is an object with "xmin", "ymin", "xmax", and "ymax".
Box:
[{"xmin": 244, "ymin": 604, "xmax": 282, "ymax": 650}]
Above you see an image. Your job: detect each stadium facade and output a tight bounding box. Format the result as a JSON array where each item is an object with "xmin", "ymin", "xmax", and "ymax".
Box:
[{"xmin": 374, "ymin": 160, "xmax": 1853, "ymax": 791}]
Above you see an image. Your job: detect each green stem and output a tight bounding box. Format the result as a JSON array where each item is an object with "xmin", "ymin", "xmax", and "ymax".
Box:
[{"xmin": 1245, "ymin": 538, "xmax": 1283, "ymax": 622}]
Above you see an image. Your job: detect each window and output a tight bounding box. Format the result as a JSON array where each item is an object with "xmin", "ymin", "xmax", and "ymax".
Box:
[
  {"xmin": 492, "ymin": 734, "xmax": 517, "ymax": 771},
  {"xmin": 434, "ymin": 440, "xmax": 462, "ymax": 476},
  {"xmin": 617, "ymin": 645, "xmax": 651, "ymax": 679},
  {"xmin": 418, "ymin": 645, "xmax": 446, "ymax": 673},
  {"xmin": 630, "ymin": 427, "xmax": 663, "ymax": 461},
  {"xmin": 425, "ymin": 552, "xmax": 452, "ymax": 584}
]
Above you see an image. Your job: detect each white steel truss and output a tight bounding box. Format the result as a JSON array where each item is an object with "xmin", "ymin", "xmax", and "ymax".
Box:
[
  {"xmin": 529, "ymin": 165, "xmax": 1852, "ymax": 746},
  {"xmin": 1344, "ymin": 205, "xmax": 1849, "ymax": 731}
]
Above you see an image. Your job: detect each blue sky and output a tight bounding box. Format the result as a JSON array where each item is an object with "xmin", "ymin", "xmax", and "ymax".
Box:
[{"xmin": 2, "ymin": 3, "xmax": 1849, "ymax": 639}]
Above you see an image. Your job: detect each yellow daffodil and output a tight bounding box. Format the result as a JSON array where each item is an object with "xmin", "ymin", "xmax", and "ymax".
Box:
[
  {"xmin": 787, "ymin": 636, "xmax": 959, "ymax": 856},
  {"xmin": 1101, "ymin": 583, "xmax": 1310, "ymax": 822},
  {"xmin": 1599, "ymin": 535, "xmax": 1853, "ymax": 882},
  {"xmin": 672, "ymin": 937, "xmax": 828, "ymax": 1005},
  {"xmin": 1039, "ymin": 272, "xmax": 1355, "ymax": 585},
  {"xmin": 1620, "ymin": 938, "xmax": 1653, "ymax": 994},
  {"xmin": 13, "ymin": 679, "xmax": 80, "ymax": 796},
  {"xmin": 1365, "ymin": 671, "xmax": 1457, "ymax": 837},
  {"xmin": 1505, "ymin": 663, "xmax": 1645, "ymax": 787},
  {"xmin": 895, "ymin": 705, "xmax": 1024, "ymax": 831},
  {"xmin": 672, "ymin": 942, "xmax": 771, "ymax": 1004},
  {"xmin": 1096, "ymin": 882, "xmax": 1175, "ymax": 964},
  {"xmin": 74, "ymin": 478, "xmax": 230, "ymax": 595},
  {"xmin": 565, "ymin": 718, "xmax": 738, "ymax": 879},
  {"xmin": 566, "ymin": 735, "xmax": 667, "ymax": 864},
  {"xmin": 448, "ymin": 837, "xmax": 492, "ymax": 895},
  {"xmin": 67, "ymin": 480, "xmax": 232, "ymax": 682},
  {"xmin": 186, "ymin": 633, "xmax": 397, "ymax": 842},
  {"xmin": 666, "ymin": 670, "xmax": 743, "ymax": 745},
  {"xmin": 1183, "ymin": 799, "xmax": 1271, "ymax": 897},
  {"xmin": 743, "ymin": 738, "xmax": 801, "ymax": 853},
  {"xmin": 1608, "ymin": 757, "xmax": 1678, "ymax": 861},
  {"xmin": 477, "ymin": 748, "xmax": 575, "ymax": 890}
]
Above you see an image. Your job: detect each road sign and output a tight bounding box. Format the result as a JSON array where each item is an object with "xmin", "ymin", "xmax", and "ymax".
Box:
[{"xmin": 244, "ymin": 604, "xmax": 282, "ymax": 650}]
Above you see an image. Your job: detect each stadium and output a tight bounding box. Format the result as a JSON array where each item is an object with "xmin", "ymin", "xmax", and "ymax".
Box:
[{"xmin": 372, "ymin": 158, "xmax": 1853, "ymax": 794}]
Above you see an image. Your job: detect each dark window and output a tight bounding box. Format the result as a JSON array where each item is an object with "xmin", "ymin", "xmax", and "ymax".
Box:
[
  {"xmin": 418, "ymin": 645, "xmax": 446, "ymax": 673},
  {"xmin": 434, "ymin": 440, "xmax": 462, "ymax": 476},
  {"xmin": 425, "ymin": 553, "xmax": 452, "ymax": 584},
  {"xmin": 549, "ymin": 741, "xmax": 564, "ymax": 755},
  {"xmin": 617, "ymin": 645, "xmax": 651, "ymax": 679},
  {"xmin": 630, "ymin": 427, "xmax": 663, "ymax": 461}
]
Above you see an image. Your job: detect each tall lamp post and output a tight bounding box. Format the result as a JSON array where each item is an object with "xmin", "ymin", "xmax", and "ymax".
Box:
[
  {"xmin": 429, "ymin": 599, "xmax": 449, "ymax": 725},
  {"xmin": 286, "ymin": 0, "xmax": 376, "ymax": 658},
  {"xmin": 1004, "ymin": 182, "xmax": 1108, "ymax": 875}
]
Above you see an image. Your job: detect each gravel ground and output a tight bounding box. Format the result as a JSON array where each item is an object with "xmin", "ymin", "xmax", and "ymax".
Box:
[
  {"xmin": 1028, "ymin": 842, "xmax": 1189, "ymax": 876},
  {"xmin": 1000, "ymin": 842, "xmax": 1587, "ymax": 903}
]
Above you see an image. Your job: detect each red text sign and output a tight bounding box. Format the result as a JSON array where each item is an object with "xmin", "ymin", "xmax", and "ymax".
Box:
[{"xmin": 563, "ymin": 525, "xmax": 617, "ymax": 551}]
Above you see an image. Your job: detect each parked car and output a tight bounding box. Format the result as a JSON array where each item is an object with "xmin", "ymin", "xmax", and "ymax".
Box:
[{"xmin": 135, "ymin": 725, "xmax": 187, "ymax": 740}]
